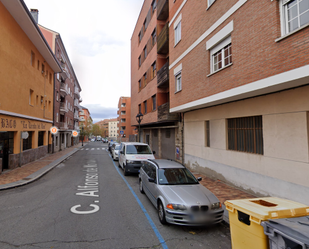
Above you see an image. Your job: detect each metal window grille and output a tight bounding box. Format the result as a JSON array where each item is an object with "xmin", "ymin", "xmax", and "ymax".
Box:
[{"xmin": 228, "ymin": 116, "xmax": 263, "ymax": 155}]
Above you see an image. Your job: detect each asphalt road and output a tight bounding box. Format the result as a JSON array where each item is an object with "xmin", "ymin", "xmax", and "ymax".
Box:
[{"xmin": 0, "ymin": 142, "xmax": 231, "ymax": 249}]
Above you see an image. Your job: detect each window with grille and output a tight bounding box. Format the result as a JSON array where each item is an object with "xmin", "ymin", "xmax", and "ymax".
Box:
[{"xmin": 227, "ymin": 116, "xmax": 263, "ymax": 155}]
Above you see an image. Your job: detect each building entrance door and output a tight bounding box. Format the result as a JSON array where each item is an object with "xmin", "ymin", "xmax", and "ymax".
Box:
[{"xmin": 0, "ymin": 132, "xmax": 14, "ymax": 170}]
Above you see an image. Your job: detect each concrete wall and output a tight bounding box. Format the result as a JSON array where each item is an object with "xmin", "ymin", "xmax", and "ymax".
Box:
[{"xmin": 184, "ymin": 85, "xmax": 309, "ymax": 205}]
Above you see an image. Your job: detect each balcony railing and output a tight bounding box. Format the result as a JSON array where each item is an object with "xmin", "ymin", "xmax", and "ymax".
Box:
[
  {"xmin": 59, "ymin": 122, "xmax": 68, "ymax": 130},
  {"xmin": 157, "ymin": 102, "xmax": 179, "ymax": 122},
  {"xmin": 60, "ymin": 83, "xmax": 69, "ymax": 97},
  {"xmin": 157, "ymin": 0, "xmax": 168, "ymax": 21},
  {"xmin": 74, "ymin": 87, "xmax": 80, "ymax": 98},
  {"xmin": 74, "ymin": 100, "xmax": 80, "ymax": 109},
  {"xmin": 157, "ymin": 61, "xmax": 169, "ymax": 88},
  {"xmin": 74, "ymin": 112, "xmax": 79, "ymax": 120},
  {"xmin": 74, "ymin": 124, "xmax": 80, "ymax": 131},
  {"xmin": 157, "ymin": 22, "xmax": 169, "ymax": 54},
  {"xmin": 60, "ymin": 102, "xmax": 68, "ymax": 114}
]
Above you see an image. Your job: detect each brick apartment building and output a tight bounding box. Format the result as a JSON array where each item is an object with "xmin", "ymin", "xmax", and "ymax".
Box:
[
  {"xmin": 96, "ymin": 118, "xmax": 118, "ymax": 140},
  {"xmin": 131, "ymin": 0, "xmax": 182, "ymax": 161},
  {"xmin": 117, "ymin": 97, "xmax": 136, "ymax": 142},
  {"xmin": 0, "ymin": 0, "xmax": 61, "ymax": 172},
  {"xmin": 168, "ymin": 0, "xmax": 309, "ymax": 204},
  {"xmin": 79, "ymin": 106, "xmax": 92, "ymax": 142},
  {"xmin": 35, "ymin": 12, "xmax": 82, "ymax": 152}
]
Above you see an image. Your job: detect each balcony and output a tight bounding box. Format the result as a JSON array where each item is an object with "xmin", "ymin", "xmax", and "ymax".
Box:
[
  {"xmin": 74, "ymin": 112, "xmax": 79, "ymax": 121},
  {"xmin": 59, "ymin": 122, "xmax": 68, "ymax": 130},
  {"xmin": 157, "ymin": 62, "xmax": 169, "ymax": 88},
  {"xmin": 157, "ymin": 102, "xmax": 179, "ymax": 122},
  {"xmin": 60, "ymin": 83, "xmax": 69, "ymax": 97},
  {"xmin": 59, "ymin": 102, "xmax": 68, "ymax": 114},
  {"xmin": 80, "ymin": 117, "xmax": 85, "ymax": 122},
  {"xmin": 157, "ymin": 22, "xmax": 169, "ymax": 54},
  {"xmin": 74, "ymin": 100, "xmax": 80, "ymax": 109},
  {"xmin": 157, "ymin": 0, "xmax": 168, "ymax": 21},
  {"xmin": 74, "ymin": 87, "xmax": 80, "ymax": 98},
  {"xmin": 74, "ymin": 124, "xmax": 80, "ymax": 131}
]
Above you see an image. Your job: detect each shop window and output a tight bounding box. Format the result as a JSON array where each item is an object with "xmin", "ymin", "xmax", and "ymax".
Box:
[
  {"xmin": 23, "ymin": 131, "xmax": 33, "ymax": 151},
  {"xmin": 38, "ymin": 131, "xmax": 44, "ymax": 147}
]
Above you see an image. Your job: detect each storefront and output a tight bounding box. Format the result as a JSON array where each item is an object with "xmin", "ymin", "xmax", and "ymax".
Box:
[{"xmin": 0, "ymin": 114, "xmax": 52, "ymax": 173}]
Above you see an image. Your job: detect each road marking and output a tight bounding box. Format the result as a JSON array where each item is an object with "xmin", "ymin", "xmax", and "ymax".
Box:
[
  {"xmin": 80, "ymin": 148, "xmax": 84, "ymax": 150},
  {"xmin": 86, "ymin": 148, "xmax": 89, "ymax": 150},
  {"xmin": 97, "ymin": 148, "xmax": 100, "ymax": 150},
  {"xmin": 110, "ymin": 154, "xmax": 168, "ymax": 249},
  {"xmin": 91, "ymin": 148, "xmax": 94, "ymax": 150}
]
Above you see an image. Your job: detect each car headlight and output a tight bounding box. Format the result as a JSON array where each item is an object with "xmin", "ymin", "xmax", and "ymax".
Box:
[
  {"xmin": 126, "ymin": 160, "xmax": 134, "ymax": 164},
  {"xmin": 115, "ymin": 151, "xmax": 118, "ymax": 155},
  {"xmin": 166, "ymin": 204, "xmax": 187, "ymax": 210},
  {"xmin": 211, "ymin": 202, "xmax": 222, "ymax": 210}
]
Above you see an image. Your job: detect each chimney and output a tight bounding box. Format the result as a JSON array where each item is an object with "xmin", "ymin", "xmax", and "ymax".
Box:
[{"xmin": 30, "ymin": 9, "xmax": 39, "ymax": 23}]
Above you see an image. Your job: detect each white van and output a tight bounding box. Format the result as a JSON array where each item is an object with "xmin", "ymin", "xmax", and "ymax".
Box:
[{"xmin": 118, "ymin": 142, "xmax": 155, "ymax": 176}]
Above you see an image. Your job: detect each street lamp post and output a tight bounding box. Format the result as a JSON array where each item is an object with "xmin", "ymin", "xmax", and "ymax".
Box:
[
  {"xmin": 136, "ymin": 112, "xmax": 143, "ymax": 142},
  {"xmin": 81, "ymin": 126, "xmax": 84, "ymax": 146}
]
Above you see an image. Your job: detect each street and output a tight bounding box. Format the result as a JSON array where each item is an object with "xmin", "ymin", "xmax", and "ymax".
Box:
[{"xmin": 0, "ymin": 142, "xmax": 231, "ymax": 249}]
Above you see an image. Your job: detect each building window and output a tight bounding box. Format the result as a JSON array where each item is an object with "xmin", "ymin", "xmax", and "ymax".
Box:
[
  {"xmin": 144, "ymin": 46, "xmax": 147, "ymax": 59},
  {"xmin": 138, "ymin": 56, "xmax": 141, "ymax": 67},
  {"xmin": 174, "ymin": 21, "xmax": 181, "ymax": 45},
  {"xmin": 23, "ymin": 131, "xmax": 33, "ymax": 151},
  {"xmin": 152, "ymin": 61, "xmax": 157, "ymax": 78},
  {"xmin": 205, "ymin": 121, "xmax": 210, "ymax": 147},
  {"xmin": 175, "ymin": 72, "xmax": 182, "ymax": 92},
  {"xmin": 138, "ymin": 32, "xmax": 142, "ymax": 43},
  {"xmin": 31, "ymin": 51, "xmax": 35, "ymax": 66},
  {"xmin": 152, "ymin": 0, "xmax": 157, "ymax": 12},
  {"xmin": 38, "ymin": 131, "xmax": 44, "ymax": 147},
  {"xmin": 144, "ymin": 100, "xmax": 147, "ymax": 114},
  {"xmin": 211, "ymin": 36, "xmax": 232, "ymax": 73},
  {"xmin": 152, "ymin": 95, "xmax": 156, "ymax": 111},
  {"xmin": 208, "ymin": 0, "xmax": 216, "ymax": 7},
  {"xmin": 152, "ymin": 28, "xmax": 157, "ymax": 46},
  {"xmin": 144, "ymin": 73, "xmax": 147, "ymax": 86},
  {"xmin": 139, "ymin": 79, "xmax": 142, "ymax": 90},
  {"xmin": 281, "ymin": 0, "xmax": 309, "ymax": 35},
  {"xmin": 29, "ymin": 89, "xmax": 34, "ymax": 105},
  {"xmin": 227, "ymin": 116, "xmax": 264, "ymax": 155},
  {"xmin": 138, "ymin": 104, "xmax": 141, "ymax": 113}
]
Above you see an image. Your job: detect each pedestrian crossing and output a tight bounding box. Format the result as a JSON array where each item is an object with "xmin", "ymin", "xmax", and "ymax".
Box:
[{"xmin": 80, "ymin": 148, "xmax": 108, "ymax": 151}]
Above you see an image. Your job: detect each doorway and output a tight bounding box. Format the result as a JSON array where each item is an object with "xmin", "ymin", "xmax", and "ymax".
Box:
[{"xmin": 0, "ymin": 132, "xmax": 14, "ymax": 170}]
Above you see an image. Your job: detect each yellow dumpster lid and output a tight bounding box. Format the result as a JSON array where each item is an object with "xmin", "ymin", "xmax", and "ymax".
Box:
[{"xmin": 224, "ymin": 197, "xmax": 309, "ymax": 222}]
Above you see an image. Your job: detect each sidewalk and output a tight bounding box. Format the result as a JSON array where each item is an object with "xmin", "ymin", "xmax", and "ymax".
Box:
[{"xmin": 0, "ymin": 143, "xmax": 256, "ymax": 222}]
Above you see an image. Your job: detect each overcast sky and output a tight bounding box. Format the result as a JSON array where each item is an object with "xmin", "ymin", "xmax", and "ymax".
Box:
[{"xmin": 23, "ymin": 0, "xmax": 144, "ymax": 123}]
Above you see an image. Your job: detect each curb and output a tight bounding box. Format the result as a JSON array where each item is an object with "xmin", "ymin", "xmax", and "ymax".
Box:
[{"xmin": 0, "ymin": 146, "xmax": 82, "ymax": 191}]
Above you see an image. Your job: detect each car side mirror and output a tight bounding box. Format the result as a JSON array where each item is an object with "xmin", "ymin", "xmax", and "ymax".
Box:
[
  {"xmin": 197, "ymin": 177, "xmax": 202, "ymax": 181},
  {"xmin": 153, "ymin": 151, "xmax": 156, "ymax": 155},
  {"xmin": 148, "ymin": 178, "xmax": 155, "ymax": 183},
  {"xmin": 120, "ymin": 151, "xmax": 123, "ymax": 154}
]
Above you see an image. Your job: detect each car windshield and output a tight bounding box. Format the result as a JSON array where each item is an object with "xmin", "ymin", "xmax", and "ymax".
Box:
[
  {"xmin": 158, "ymin": 168, "xmax": 199, "ymax": 185},
  {"xmin": 115, "ymin": 145, "xmax": 120, "ymax": 150},
  {"xmin": 126, "ymin": 145, "xmax": 152, "ymax": 154}
]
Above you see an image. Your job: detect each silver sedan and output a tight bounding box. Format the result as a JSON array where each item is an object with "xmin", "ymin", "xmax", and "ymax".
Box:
[{"xmin": 139, "ymin": 159, "xmax": 224, "ymax": 226}]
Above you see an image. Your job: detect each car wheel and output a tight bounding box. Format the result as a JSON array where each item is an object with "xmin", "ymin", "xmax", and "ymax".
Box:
[
  {"xmin": 139, "ymin": 179, "xmax": 144, "ymax": 194},
  {"xmin": 123, "ymin": 164, "xmax": 128, "ymax": 176},
  {"xmin": 112, "ymin": 154, "xmax": 115, "ymax": 161},
  {"xmin": 158, "ymin": 201, "xmax": 167, "ymax": 225}
]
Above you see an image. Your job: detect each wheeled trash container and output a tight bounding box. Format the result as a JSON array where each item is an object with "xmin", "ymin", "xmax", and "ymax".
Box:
[
  {"xmin": 224, "ymin": 197, "xmax": 309, "ymax": 249},
  {"xmin": 262, "ymin": 216, "xmax": 309, "ymax": 249}
]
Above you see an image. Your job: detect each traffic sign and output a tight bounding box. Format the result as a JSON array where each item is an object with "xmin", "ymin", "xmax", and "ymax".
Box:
[
  {"xmin": 50, "ymin": 126, "xmax": 58, "ymax": 135},
  {"xmin": 72, "ymin": 130, "xmax": 78, "ymax": 137},
  {"xmin": 120, "ymin": 131, "xmax": 124, "ymax": 135}
]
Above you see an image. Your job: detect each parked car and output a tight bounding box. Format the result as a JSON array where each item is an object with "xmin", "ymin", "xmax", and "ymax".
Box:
[
  {"xmin": 139, "ymin": 159, "xmax": 224, "ymax": 226},
  {"xmin": 91, "ymin": 138, "xmax": 95, "ymax": 142},
  {"xmin": 118, "ymin": 142, "xmax": 155, "ymax": 176},
  {"xmin": 112, "ymin": 144, "xmax": 121, "ymax": 161}
]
